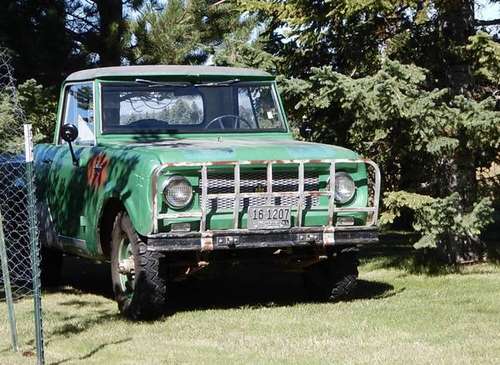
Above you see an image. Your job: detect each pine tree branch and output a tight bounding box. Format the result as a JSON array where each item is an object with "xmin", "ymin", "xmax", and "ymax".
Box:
[
  {"xmin": 66, "ymin": 12, "xmax": 100, "ymax": 32},
  {"xmin": 475, "ymin": 18, "xmax": 500, "ymax": 26}
]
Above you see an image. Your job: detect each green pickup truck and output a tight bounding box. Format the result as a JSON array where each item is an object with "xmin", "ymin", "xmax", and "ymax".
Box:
[{"xmin": 35, "ymin": 65, "xmax": 381, "ymax": 319}]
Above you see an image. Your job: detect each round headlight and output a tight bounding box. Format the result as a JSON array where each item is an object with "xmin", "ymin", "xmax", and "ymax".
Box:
[
  {"xmin": 332, "ymin": 172, "xmax": 356, "ymax": 204},
  {"xmin": 163, "ymin": 176, "xmax": 193, "ymax": 208}
]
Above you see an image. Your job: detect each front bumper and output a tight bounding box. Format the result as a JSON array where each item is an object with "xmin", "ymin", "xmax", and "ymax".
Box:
[{"xmin": 146, "ymin": 226, "xmax": 378, "ymax": 252}]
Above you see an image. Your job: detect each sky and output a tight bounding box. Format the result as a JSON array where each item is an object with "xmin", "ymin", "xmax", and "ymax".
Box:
[{"xmin": 476, "ymin": 0, "xmax": 500, "ymax": 20}]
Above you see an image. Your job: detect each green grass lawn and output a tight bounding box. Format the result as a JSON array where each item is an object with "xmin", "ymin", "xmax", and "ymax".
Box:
[{"xmin": 1, "ymin": 242, "xmax": 500, "ymax": 365}]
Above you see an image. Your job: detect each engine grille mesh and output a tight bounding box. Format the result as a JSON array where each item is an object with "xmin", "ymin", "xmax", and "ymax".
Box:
[{"xmin": 202, "ymin": 170, "xmax": 320, "ymax": 211}]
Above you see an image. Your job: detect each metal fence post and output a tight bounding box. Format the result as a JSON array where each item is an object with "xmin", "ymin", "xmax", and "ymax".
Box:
[
  {"xmin": 24, "ymin": 124, "xmax": 45, "ymax": 365},
  {"xmin": 0, "ymin": 211, "xmax": 18, "ymax": 352}
]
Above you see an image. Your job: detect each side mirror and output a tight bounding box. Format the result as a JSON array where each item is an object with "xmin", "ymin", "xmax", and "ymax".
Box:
[
  {"xmin": 60, "ymin": 124, "xmax": 79, "ymax": 166},
  {"xmin": 299, "ymin": 120, "xmax": 312, "ymax": 141},
  {"xmin": 60, "ymin": 123, "xmax": 78, "ymax": 143}
]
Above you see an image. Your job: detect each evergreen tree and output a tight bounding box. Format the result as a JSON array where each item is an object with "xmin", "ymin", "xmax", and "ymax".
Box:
[
  {"xmin": 0, "ymin": 0, "xmax": 82, "ymax": 87},
  {"xmin": 237, "ymin": 0, "xmax": 500, "ymax": 262},
  {"xmin": 66, "ymin": 0, "xmax": 152, "ymax": 66},
  {"xmin": 131, "ymin": 0, "xmax": 245, "ymax": 65}
]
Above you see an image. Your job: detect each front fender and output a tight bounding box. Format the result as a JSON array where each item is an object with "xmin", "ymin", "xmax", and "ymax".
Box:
[
  {"xmin": 94, "ymin": 146, "xmax": 163, "ymax": 239},
  {"xmin": 99, "ymin": 172, "xmax": 155, "ymax": 238}
]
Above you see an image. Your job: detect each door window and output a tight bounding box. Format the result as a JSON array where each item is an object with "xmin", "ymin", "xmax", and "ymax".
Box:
[{"xmin": 62, "ymin": 83, "xmax": 95, "ymax": 144}]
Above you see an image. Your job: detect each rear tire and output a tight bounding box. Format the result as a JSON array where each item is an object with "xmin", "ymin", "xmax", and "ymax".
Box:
[
  {"xmin": 303, "ymin": 249, "xmax": 359, "ymax": 301},
  {"xmin": 110, "ymin": 212, "xmax": 167, "ymax": 320},
  {"xmin": 40, "ymin": 247, "xmax": 63, "ymax": 287},
  {"xmin": 37, "ymin": 201, "xmax": 62, "ymax": 287}
]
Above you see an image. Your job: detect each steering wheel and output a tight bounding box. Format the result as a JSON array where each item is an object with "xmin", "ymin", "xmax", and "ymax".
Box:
[{"xmin": 204, "ymin": 115, "xmax": 253, "ymax": 130}]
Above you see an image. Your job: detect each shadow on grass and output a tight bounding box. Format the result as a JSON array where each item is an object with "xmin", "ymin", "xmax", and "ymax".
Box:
[
  {"xmin": 25, "ymin": 306, "xmax": 121, "ymax": 348},
  {"xmin": 58, "ymin": 299, "xmax": 107, "ymax": 308},
  {"xmin": 50, "ymin": 311, "xmax": 122, "ymax": 338},
  {"xmin": 351, "ymin": 280, "xmax": 403, "ymax": 300},
  {"xmin": 35, "ymin": 230, "xmax": 500, "ymax": 326},
  {"xmin": 359, "ymin": 231, "xmax": 500, "ymax": 275},
  {"xmin": 360, "ymin": 232, "xmax": 500, "ymax": 276},
  {"xmin": 43, "ymin": 255, "xmax": 397, "ymax": 318},
  {"xmin": 18, "ymin": 308, "xmax": 123, "ymax": 363},
  {"xmin": 165, "ymin": 269, "xmax": 396, "ymax": 315},
  {"xmin": 0, "ymin": 286, "xmax": 35, "ymax": 302},
  {"xmin": 43, "ymin": 256, "xmax": 114, "ymax": 300},
  {"xmin": 49, "ymin": 338, "xmax": 131, "ymax": 365}
]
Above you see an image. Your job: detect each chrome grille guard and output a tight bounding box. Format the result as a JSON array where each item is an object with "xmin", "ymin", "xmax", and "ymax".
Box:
[{"xmin": 151, "ymin": 159, "xmax": 381, "ymax": 234}]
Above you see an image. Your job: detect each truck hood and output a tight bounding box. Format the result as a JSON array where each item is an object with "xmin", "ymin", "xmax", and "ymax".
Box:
[{"xmin": 120, "ymin": 138, "xmax": 359, "ymax": 164}]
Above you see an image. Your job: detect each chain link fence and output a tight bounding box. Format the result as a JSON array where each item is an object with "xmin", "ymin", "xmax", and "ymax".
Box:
[{"xmin": 0, "ymin": 48, "xmax": 44, "ymax": 364}]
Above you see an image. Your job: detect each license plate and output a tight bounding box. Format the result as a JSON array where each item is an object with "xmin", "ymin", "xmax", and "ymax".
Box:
[{"xmin": 247, "ymin": 206, "xmax": 291, "ymax": 230}]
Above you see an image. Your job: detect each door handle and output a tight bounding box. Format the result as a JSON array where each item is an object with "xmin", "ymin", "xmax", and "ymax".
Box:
[{"xmin": 42, "ymin": 159, "xmax": 52, "ymax": 164}]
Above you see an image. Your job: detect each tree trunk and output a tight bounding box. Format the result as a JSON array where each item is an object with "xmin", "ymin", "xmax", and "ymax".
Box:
[
  {"xmin": 436, "ymin": 0, "xmax": 475, "ymax": 92},
  {"xmin": 96, "ymin": 0, "xmax": 124, "ymax": 66},
  {"xmin": 441, "ymin": 129, "xmax": 478, "ymax": 208},
  {"xmin": 440, "ymin": 138, "xmax": 481, "ymax": 264},
  {"xmin": 434, "ymin": 0, "xmax": 483, "ymax": 263}
]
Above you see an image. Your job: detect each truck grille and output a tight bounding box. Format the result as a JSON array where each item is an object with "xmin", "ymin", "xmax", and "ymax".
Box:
[
  {"xmin": 203, "ymin": 170, "xmax": 320, "ymax": 211},
  {"xmin": 153, "ymin": 158, "xmax": 382, "ymax": 233}
]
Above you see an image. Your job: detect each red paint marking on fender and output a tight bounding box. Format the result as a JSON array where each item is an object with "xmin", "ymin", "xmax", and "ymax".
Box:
[{"xmin": 87, "ymin": 153, "xmax": 110, "ymax": 189}]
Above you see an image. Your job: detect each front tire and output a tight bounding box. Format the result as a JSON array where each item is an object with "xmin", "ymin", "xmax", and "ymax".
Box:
[
  {"xmin": 303, "ymin": 249, "xmax": 359, "ymax": 302},
  {"xmin": 110, "ymin": 212, "xmax": 167, "ymax": 320}
]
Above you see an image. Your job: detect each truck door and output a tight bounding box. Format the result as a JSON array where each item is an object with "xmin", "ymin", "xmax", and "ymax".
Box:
[{"xmin": 46, "ymin": 82, "xmax": 96, "ymax": 256}]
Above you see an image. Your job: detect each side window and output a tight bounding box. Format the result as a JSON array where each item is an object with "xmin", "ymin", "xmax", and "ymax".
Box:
[{"xmin": 62, "ymin": 83, "xmax": 94, "ymax": 144}]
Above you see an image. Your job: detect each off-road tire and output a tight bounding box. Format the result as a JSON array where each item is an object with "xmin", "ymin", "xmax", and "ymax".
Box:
[
  {"xmin": 303, "ymin": 249, "xmax": 359, "ymax": 302},
  {"xmin": 110, "ymin": 212, "xmax": 167, "ymax": 320}
]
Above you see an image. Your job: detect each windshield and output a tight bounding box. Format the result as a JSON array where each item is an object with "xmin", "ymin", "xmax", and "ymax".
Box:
[{"xmin": 101, "ymin": 82, "xmax": 286, "ymax": 134}]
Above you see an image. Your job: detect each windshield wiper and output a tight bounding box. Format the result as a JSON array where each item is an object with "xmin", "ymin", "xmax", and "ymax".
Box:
[
  {"xmin": 135, "ymin": 78, "xmax": 192, "ymax": 87},
  {"xmin": 135, "ymin": 78, "xmax": 241, "ymax": 87},
  {"xmin": 194, "ymin": 79, "xmax": 240, "ymax": 87}
]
